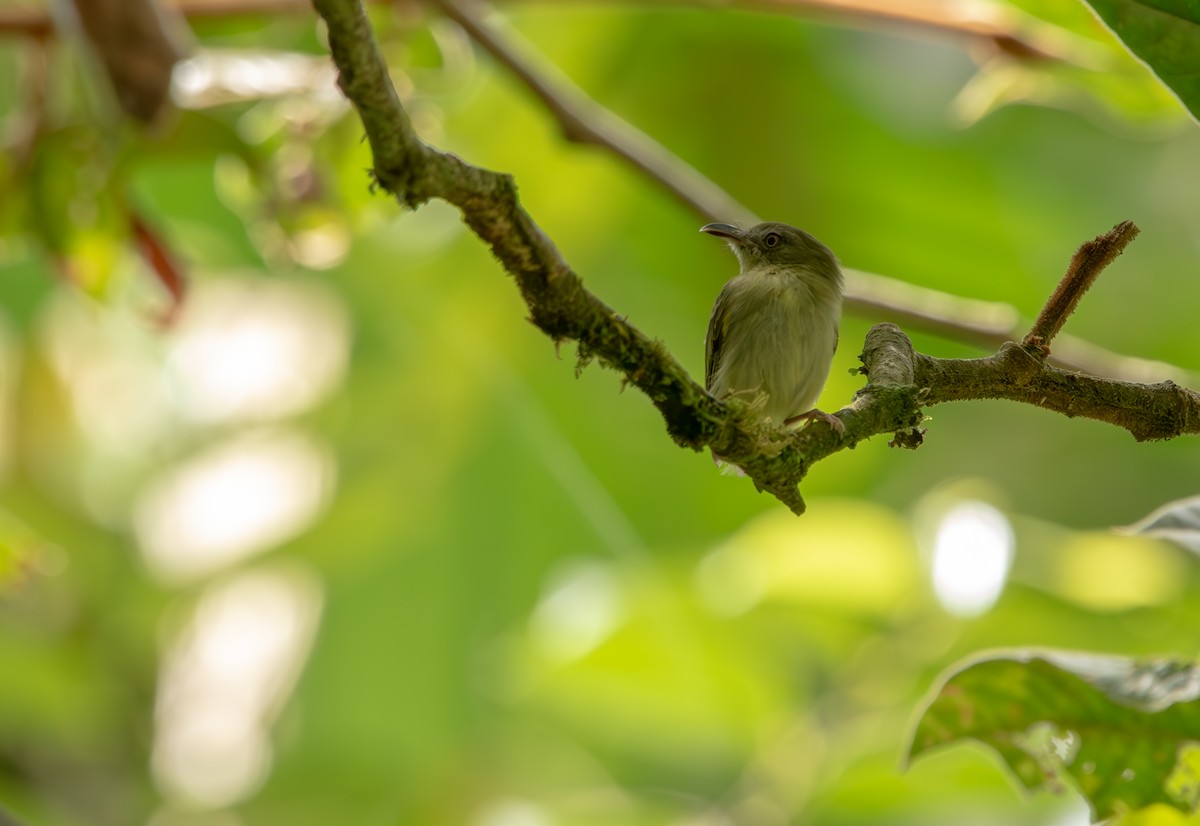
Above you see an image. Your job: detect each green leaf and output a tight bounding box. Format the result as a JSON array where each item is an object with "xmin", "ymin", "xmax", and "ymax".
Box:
[
  {"xmin": 1082, "ymin": 0, "xmax": 1200, "ymax": 121},
  {"xmin": 1123, "ymin": 494, "xmax": 1200, "ymax": 553},
  {"xmin": 908, "ymin": 650, "xmax": 1200, "ymax": 820},
  {"xmin": 26, "ymin": 126, "xmax": 127, "ymax": 297}
]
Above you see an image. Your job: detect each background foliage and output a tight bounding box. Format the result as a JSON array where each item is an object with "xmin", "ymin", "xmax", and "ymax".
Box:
[{"xmin": 3, "ymin": 0, "xmax": 1200, "ymax": 824}]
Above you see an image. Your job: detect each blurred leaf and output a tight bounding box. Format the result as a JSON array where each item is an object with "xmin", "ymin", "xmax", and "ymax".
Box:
[
  {"xmin": 0, "ymin": 510, "xmax": 59, "ymax": 594},
  {"xmin": 909, "ymin": 651, "xmax": 1200, "ymax": 820},
  {"xmin": 1118, "ymin": 802, "xmax": 1197, "ymax": 825},
  {"xmin": 129, "ymin": 210, "xmax": 186, "ymax": 323},
  {"xmin": 952, "ymin": 56, "xmax": 1186, "ymax": 128},
  {"xmin": 141, "ymin": 109, "xmax": 256, "ymax": 162},
  {"xmin": 1048, "ymin": 531, "xmax": 1186, "ymax": 611},
  {"xmin": 1082, "ymin": 0, "xmax": 1200, "ymax": 121},
  {"xmin": 1124, "ymin": 494, "xmax": 1200, "ymax": 553},
  {"xmin": 9, "ymin": 3, "xmax": 1200, "ymax": 823},
  {"xmin": 27, "ymin": 126, "xmax": 127, "ymax": 296},
  {"xmin": 58, "ymin": 228, "xmax": 125, "ymax": 297},
  {"xmin": 700, "ymin": 500, "xmax": 919, "ymax": 617}
]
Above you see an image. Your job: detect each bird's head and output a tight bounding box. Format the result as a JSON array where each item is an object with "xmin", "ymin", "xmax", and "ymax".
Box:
[{"xmin": 701, "ymin": 221, "xmax": 841, "ymax": 286}]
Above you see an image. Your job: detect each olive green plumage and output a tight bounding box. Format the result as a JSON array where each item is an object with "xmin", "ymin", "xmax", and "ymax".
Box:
[{"xmin": 701, "ymin": 221, "xmax": 844, "ymax": 427}]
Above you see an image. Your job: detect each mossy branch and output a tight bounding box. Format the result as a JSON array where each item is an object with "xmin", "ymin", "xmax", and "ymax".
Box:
[{"xmin": 312, "ymin": 0, "xmax": 1200, "ymax": 515}]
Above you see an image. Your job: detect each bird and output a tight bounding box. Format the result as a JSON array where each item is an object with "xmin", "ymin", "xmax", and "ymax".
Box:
[{"xmin": 701, "ymin": 221, "xmax": 845, "ymax": 435}]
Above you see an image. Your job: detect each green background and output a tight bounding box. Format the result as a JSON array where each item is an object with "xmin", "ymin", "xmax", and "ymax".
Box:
[{"xmin": 2, "ymin": 0, "xmax": 1200, "ymax": 823}]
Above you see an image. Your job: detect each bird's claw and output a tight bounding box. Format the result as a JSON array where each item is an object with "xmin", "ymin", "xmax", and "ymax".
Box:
[{"xmin": 784, "ymin": 408, "xmax": 845, "ymax": 435}]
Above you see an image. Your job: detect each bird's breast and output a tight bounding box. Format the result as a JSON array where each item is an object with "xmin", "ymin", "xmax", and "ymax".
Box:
[{"xmin": 710, "ymin": 270, "xmax": 840, "ymax": 423}]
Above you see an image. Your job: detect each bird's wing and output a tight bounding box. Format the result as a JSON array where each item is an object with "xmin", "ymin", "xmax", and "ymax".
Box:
[{"xmin": 705, "ymin": 282, "xmax": 736, "ymax": 390}]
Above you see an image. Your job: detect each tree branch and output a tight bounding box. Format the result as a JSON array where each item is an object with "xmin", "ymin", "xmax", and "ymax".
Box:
[
  {"xmin": 1024, "ymin": 220, "xmax": 1139, "ymax": 352},
  {"xmin": 704, "ymin": 0, "xmax": 1067, "ymax": 61},
  {"xmin": 311, "ymin": 0, "xmax": 1200, "ymax": 516},
  {"xmin": 430, "ymin": 0, "xmax": 755, "ymax": 225},
  {"xmin": 0, "ymin": 0, "xmax": 1094, "ymax": 67},
  {"xmin": 865, "ymin": 308, "xmax": 1200, "ymax": 444},
  {"xmin": 5, "ymin": 0, "xmax": 1181, "ymax": 386},
  {"xmin": 503, "ymin": 0, "xmax": 1097, "ymax": 65},
  {"xmin": 313, "ymin": 0, "xmax": 755, "ymax": 475},
  {"xmin": 67, "ymin": 0, "xmax": 188, "ymax": 123},
  {"xmin": 425, "ymin": 0, "xmax": 1199, "ymax": 389}
]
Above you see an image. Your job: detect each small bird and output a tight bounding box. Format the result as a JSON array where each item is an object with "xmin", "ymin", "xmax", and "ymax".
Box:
[{"xmin": 701, "ymin": 221, "xmax": 845, "ymax": 433}]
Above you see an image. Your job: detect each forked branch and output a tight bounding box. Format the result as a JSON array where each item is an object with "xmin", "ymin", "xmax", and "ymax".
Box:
[{"xmin": 312, "ymin": 0, "xmax": 1200, "ymax": 514}]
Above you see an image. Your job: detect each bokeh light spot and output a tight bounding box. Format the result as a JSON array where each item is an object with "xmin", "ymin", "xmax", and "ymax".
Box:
[
  {"xmin": 529, "ymin": 559, "xmax": 624, "ymax": 663},
  {"xmin": 167, "ymin": 280, "xmax": 349, "ymax": 425},
  {"xmin": 473, "ymin": 799, "xmax": 551, "ymax": 826},
  {"xmin": 930, "ymin": 501, "xmax": 1014, "ymax": 617},
  {"xmin": 135, "ymin": 429, "xmax": 334, "ymax": 583},
  {"xmin": 154, "ymin": 566, "xmax": 322, "ymax": 808}
]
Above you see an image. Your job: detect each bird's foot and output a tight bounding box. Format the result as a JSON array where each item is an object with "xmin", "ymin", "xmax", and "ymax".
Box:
[{"xmin": 784, "ymin": 408, "xmax": 845, "ymax": 434}]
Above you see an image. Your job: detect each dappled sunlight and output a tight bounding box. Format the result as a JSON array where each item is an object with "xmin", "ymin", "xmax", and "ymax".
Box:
[
  {"xmin": 40, "ymin": 279, "xmax": 349, "ymax": 442},
  {"xmin": 38, "ymin": 280, "xmax": 345, "ymax": 579},
  {"xmin": 154, "ymin": 566, "xmax": 322, "ymax": 808},
  {"xmin": 928, "ymin": 501, "xmax": 1014, "ymax": 618},
  {"xmin": 287, "ymin": 222, "xmax": 351, "ymax": 270},
  {"xmin": 5, "ymin": 0, "xmax": 1200, "ymax": 821},
  {"xmin": 472, "ymin": 798, "xmax": 552, "ymax": 826},
  {"xmin": 135, "ymin": 429, "xmax": 334, "ymax": 583},
  {"xmin": 1051, "ymin": 533, "xmax": 1185, "ymax": 611},
  {"xmin": 148, "ymin": 810, "xmax": 245, "ymax": 826},
  {"xmin": 167, "ymin": 280, "xmax": 349, "ymax": 425},
  {"xmin": 1047, "ymin": 802, "xmax": 1092, "ymax": 826},
  {"xmin": 172, "ymin": 50, "xmax": 342, "ymax": 109},
  {"xmin": 40, "ymin": 294, "xmax": 174, "ymax": 456},
  {"xmin": 694, "ymin": 543, "xmax": 767, "ymax": 617},
  {"xmin": 696, "ymin": 500, "xmax": 919, "ymax": 616},
  {"xmin": 529, "ymin": 558, "xmax": 625, "ymax": 664}
]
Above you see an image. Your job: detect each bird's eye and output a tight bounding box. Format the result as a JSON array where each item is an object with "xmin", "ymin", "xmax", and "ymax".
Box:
[{"xmin": 764, "ymin": 232, "xmax": 782, "ymax": 248}]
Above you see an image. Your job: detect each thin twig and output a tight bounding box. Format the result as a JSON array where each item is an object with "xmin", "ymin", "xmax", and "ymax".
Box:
[
  {"xmin": 844, "ymin": 268, "xmax": 1019, "ymax": 350},
  {"xmin": 4, "ymin": 0, "xmax": 1175, "ymax": 387},
  {"xmin": 722, "ymin": 0, "xmax": 1064, "ymax": 60},
  {"xmin": 0, "ymin": 0, "xmax": 1096, "ymax": 68},
  {"xmin": 312, "ymin": 0, "xmax": 768, "ymax": 485},
  {"xmin": 861, "ymin": 323, "xmax": 1200, "ymax": 443},
  {"xmin": 498, "ymin": 0, "xmax": 1102, "ymax": 66},
  {"xmin": 430, "ymin": 0, "xmax": 755, "ymax": 224},
  {"xmin": 425, "ymin": 0, "xmax": 1196, "ymax": 387},
  {"xmin": 1024, "ymin": 220, "xmax": 1139, "ymax": 352},
  {"xmin": 312, "ymin": 0, "xmax": 1200, "ymax": 515}
]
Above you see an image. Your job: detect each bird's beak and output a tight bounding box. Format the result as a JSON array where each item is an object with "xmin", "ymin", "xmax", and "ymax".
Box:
[{"xmin": 700, "ymin": 223, "xmax": 743, "ymax": 241}]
